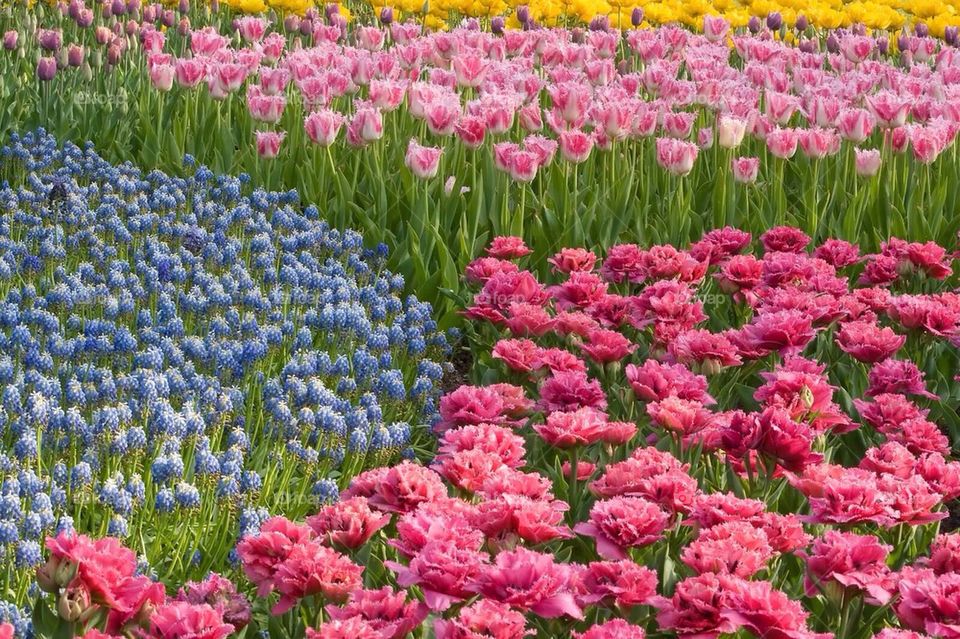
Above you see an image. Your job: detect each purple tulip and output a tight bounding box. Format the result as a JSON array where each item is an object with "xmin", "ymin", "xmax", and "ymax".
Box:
[
  {"xmin": 178, "ymin": 0, "xmax": 188, "ymax": 12},
  {"xmin": 324, "ymin": 2, "xmax": 339, "ymax": 20},
  {"xmin": 914, "ymin": 22, "xmax": 928, "ymax": 37},
  {"xmin": 111, "ymin": 0, "xmax": 125, "ymax": 15},
  {"xmin": 826, "ymin": 33, "xmax": 840, "ymax": 53},
  {"xmin": 379, "ymin": 6, "xmax": 393, "ymax": 25},
  {"xmin": 631, "ymin": 7, "xmax": 644, "ymax": 26},
  {"xmin": 516, "ymin": 5, "xmax": 530, "ymax": 25},
  {"xmin": 304, "ymin": 7, "xmax": 319, "ymax": 20},
  {"xmin": 766, "ymin": 11, "xmax": 782, "ymax": 31},
  {"xmin": 571, "ymin": 26, "xmax": 584, "ymax": 43},
  {"xmin": 798, "ymin": 39, "xmax": 816, "ymax": 54},
  {"xmin": 38, "ymin": 29, "xmax": 62, "ymax": 51},
  {"xmin": 76, "ymin": 8, "xmax": 94, "ymax": 26},
  {"xmin": 588, "ymin": 15, "xmax": 609, "ymax": 32},
  {"xmin": 143, "ymin": 4, "xmax": 156, "ymax": 21},
  {"xmin": 67, "ymin": 44, "xmax": 84, "ymax": 66},
  {"xmin": 299, "ymin": 18, "xmax": 313, "ymax": 35},
  {"xmin": 876, "ymin": 37, "xmax": 889, "ymax": 54},
  {"xmin": 795, "ymin": 14, "xmax": 807, "ymax": 31},
  {"xmin": 748, "ymin": 16, "xmax": 761, "ymax": 33},
  {"xmin": 491, "ymin": 16, "xmax": 504, "ymax": 35},
  {"xmin": 161, "ymin": 9, "xmax": 175, "ymax": 26},
  {"xmin": 897, "ymin": 34, "xmax": 909, "ymax": 52},
  {"xmin": 2, "ymin": 30, "xmax": 18, "ymax": 51},
  {"xmin": 945, "ymin": 26, "xmax": 958, "ymax": 46},
  {"xmin": 851, "ymin": 22, "xmax": 866, "ymax": 36},
  {"xmin": 283, "ymin": 14, "xmax": 300, "ymax": 31},
  {"xmin": 37, "ymin": 57, "xmax": 57, "ymax": 81}
]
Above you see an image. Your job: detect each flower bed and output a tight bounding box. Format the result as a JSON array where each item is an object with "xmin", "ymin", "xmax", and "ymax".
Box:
[{"xmin": 4, "ymin": 4, "xmax": 960, "ymax": 323}]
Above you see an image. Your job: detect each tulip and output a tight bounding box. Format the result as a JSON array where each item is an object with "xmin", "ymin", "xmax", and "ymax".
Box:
[
  {"xmin": 150, "ymin": 63, "xmax": 174, "ymax": 91},
  {"xmin": 2, "ymin": 30, "xmax": 17, "ymax": 51},
  {"xmin": 67, "ymin": 44, "xmax": 84, "ymax": 67},
  {"xmin": 76, "ymin": 8, "xmax": 93, "ymax": 26},
  {"xmin": 748, "ymin": 16, "xmax": 761, "ymax": 33},
  {"xmin": 516, "ymin": 5, "xmax": 530, "ymax": 24},
  {"xmin": 946, "ymin": 26, "xmax": 958, "ymax": 46},
  {"xmin": 855, "ymin": 148, "xmax": 881, "ymax": 176},
  {"xmin": 559, "ymin": 129, "xmax": 594, "ymax": 163},
  {"xmin": 702, "ymin": 15, "xmax": 729, "ymax": 43},
  {"xmin": 655, "ymin": 137, "xmax": 698, "ymax": 176},
  {"xmin": 588, "ymin": 15, "xmax": 609, "ymax": 32},
  {"xmin": 491, "ymin": 16, "xmax": 505, "ymax": 35},
  {"xmin": 161, "ymin": 9, "xmax": 175, "ymax": 26},
  {"xmin": 766, "ymin": 128, "xmax": 799, "ymax": 159},
  {"xmin": 717, "ymin": 116, "xmax": 746, "ymax": 149},
  {"xmin": 379, "ymin": 6, "xmax": 393, "ymax": 25},
  {"xmin": 795, "ymin": 14, "xmax": 808, "ymax": 31},
  {"xmin": 37, "ymin": 57, "xmax": 57, "ymax": 81},
  {"xmin": 631, "ymin": 7, "xmax": 643, "ymax": 26},
  {"xmin": 304, "ymin": 109, "xmax": 345, "ymax": 146},
  {"xmin": 508, "ymin": 149, "xmax": 538, "ymax": 182},
  {"xmin": 255, "ymin": 131, "xmax": 284, "ymax": 159},
  {"xmin": 38, "ymin": 29, "xmax": 62, "ymax": 51},
  {"xmin": 732, "ymin": 157, "xmax": 760, "ymax": 184},
  {"xmin": 914, "ymin": 22, "xmax": 928, "ymax": 37},
  {"xmin": 405, "ymin": 139, "xmax": 443, "ymax": 179},
  {"xmin": 837, "ymin": 108, "xmax": 875, "ymax": 143},
  {"xmin": 766, "ymin": 11, "xmax": 782, "ymax": 31}
]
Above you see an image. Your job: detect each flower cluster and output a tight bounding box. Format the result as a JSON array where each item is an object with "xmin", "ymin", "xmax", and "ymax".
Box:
[{"xmin": 0, "ymin": 130, "xmax": 449, "ymax": 631}]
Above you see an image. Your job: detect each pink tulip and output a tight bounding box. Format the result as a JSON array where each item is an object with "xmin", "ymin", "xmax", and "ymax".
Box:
[
  {"xmin": 38, "ymin": 29, "xmax": 62, "ymax": 51},
  {"xmin": 66, "ymin": 44, "xmax": 84, "ymax": 67},
  {"xmin": 141, "ymin": 28, "xmax": 165, "ymax": 54},
  {"xmin": 868, "ymin": 92, "xmax": 910, "ymax": 128},
  {"xmin": 236, "ymin": 16, "xmax": 267, "ymax": 42},
  {"xmin": 346, "ymin": 105, "xmax": 383, "ymax": 146},
  {"xmin": 799, "ymin": 128, "xmax": 840, "ymax": 159},
  {"xmin": 854, "ymin": 148, "xmax": 881, "ymax": 176},
  {"xmin": 732, "ymin": 157, "xmax": 760, "ymax": 183},
  {"xmin": 655, "ymin": 138, "xmax": 698, "ymax": 176},
  {"xmin": 425, "ymin": 99, "xmax": 460, "ymax": 136},
  {"xmin": 304, "ymin": 109, "xmax": 345, "ymax": 146},
  {"xmin": 455, "ymin": 115, "xmax": 486, "ymax": 149},
  {"xmin": 559, "ymin": 129, "xmax": 594, "ymax": 164},
  {"xmin": 508, "ymin": 150, "xmax": 539, "ymax": 182},
  {"xmin": 910, "ymin": 127, "xmax": 944, "ymax": 164},
  {"xmin": 259, "ymin": 67, "xmax": 289, "ymax": 96},
  {"xmin": 1, "ymin": 30, "xmax": 16, "ymax": 51},
  {"xmin": 255, "ymin": 131, "xmax": 284, "ymax": 158},
  {"xmin": 702, "ymin": 15, "xmax": 729, "ymax": 42},
  {"xmin": 175, "ymin": 58, "xmax": 205, "ymax": 87},
  {"xmin": 356, "ymin": 26, "xmax": 385, "ymax": 51},
  {"xmin": 247, "ymin": 88, "xmax": 285, "ymax": 124},
  {"xmin": 452, "ymin": 54, "xmax": 488, "ymax": 88},
  {"xmin": 662, "ymin": 111, "xmax": 696, "ymax": 139},
  {"xmin": 149, "ymin": 63, "xmax": 175, "ymax": 91},
  {"xmin": 805, "ymin": 94, "xmax": 841, "ymax": 127},
  {"xmin": 518, "ymin": 103, "xmax": 543, "ymax": 132},
  {"xmin": 841, "ymin": 35, "xmax": 874, "ymax": 62},
  {"xmin": 405, "ymin": 139, "xmax": 443, "ymax": 179},
  {"xmin": 765, "ymin": 92, "xmax": 799, "ymax": 125},
  {"xmin": 837, "ymin": 108, "xmax": 876, "ymax": 143},
  {"xmin": 766, "ymin": 128, "xmax": 799, "ymax": 159}
]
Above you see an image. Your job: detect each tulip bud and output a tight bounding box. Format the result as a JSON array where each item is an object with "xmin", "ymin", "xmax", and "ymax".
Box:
[
  {"xmin": 491, "ymin": 16, "xmax": 504, "ymax": 35},
  {"xmin": 766, "ymin": 11, "xmax": 781, "ymax": 31},
  {"xmin": 515, "ymin": 4, "xmax": 529, "ymax": 24},
  {"xmin": 631, "ymin": 6, "xmax": 643, "ymax": 26},
  {"xmin": 177, "ymin": 17, "xmax": 189, "ymax": 35},
  {"xmin": 826, "ymin": 33, "xmax": 840, "ymax": 53},
  {"xmin": 80, "ymin": 60, "xmax": 92, "ymax": 80},
  {"xmin": 178, "ymin": 0, "xmax": 188, "ymax": 12},
  {"xmin": 299, "ymin": 18, "xmax": 312, "ymax": 35},
  {"xmin": 161, "ymin": 9, "xmax": 175, "ymax": 26},
  {"xmin": 914, "ymin": 22, "xmax": 928, "ymax": 37},
  {"xmin": 58, "ymin": 583, "xmax": 92, "ymax": 623},
  {"xmin": 2, "ymin": 30, "xmax": 17, "ymax": 50},
  {"xmin": 107, "ymin": 43, "xmax": 121, "ymax": 65},
  {"xmin": 571, "ymin": 26, "xmax": 584, "ymax": 43},
  {"xmin": 876, "ymin": 37, "xmax": 888, "ymax": 54},
  {"xmin": 897, "ymin": 34, "xmax": 909, "ymax": 53},
  {"xmin": 379, "ymin": 6, "xmax": 393, "ymax": 25},
  {"xmin": 795, "ymin": 14, "xmax": 807, "ymax": 31},
  {"xmin": 946, "ymin": 26, "xmax": 959, "ymax": 46},
  {"xmin": 748, "ymin": 16, "xmax": 761, "ymax": 33}
]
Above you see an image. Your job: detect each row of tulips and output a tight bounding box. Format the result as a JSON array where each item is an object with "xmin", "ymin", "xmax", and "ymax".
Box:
[
  {"xmin": 4, "ymin": 1, "xmax": 960, "ymax": 323},
  {"xmin": 10, "ymin": 228, "xmax": 960, "ymax": 638}
]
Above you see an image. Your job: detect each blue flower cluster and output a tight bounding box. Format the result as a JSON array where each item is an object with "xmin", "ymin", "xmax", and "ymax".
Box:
[{"xmin": 0, "ymin": 130, "xmax": 450, "ymax": 624}]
